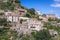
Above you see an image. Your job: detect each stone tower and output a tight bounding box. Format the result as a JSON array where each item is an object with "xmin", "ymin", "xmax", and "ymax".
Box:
[{"xmin": 35, "ymin": 10, "xmax": 41, "ymax": 16}]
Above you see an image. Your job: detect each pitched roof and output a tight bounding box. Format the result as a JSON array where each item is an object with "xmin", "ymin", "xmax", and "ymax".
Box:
[{"xmin": 31, "ymin": 18, "xmax": 37, "ymax": 20}]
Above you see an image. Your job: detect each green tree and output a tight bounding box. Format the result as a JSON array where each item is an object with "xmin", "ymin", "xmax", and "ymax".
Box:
[
  {"xmin": 22, "ymin": 36, "xmax": 30, "ymax": 40},
  {"xmin": 48, "ymin": 18, "xmax": 54, "ymax": 21},
  {"xmin": 0, "ymin": 28, "xmax": 10, "ymax": 40},
  {"xmin": 43, "ymin": 22, "xmax": 55, "ymax": 29},
  {"xmin": 0, "ymin": 13, "xmax": 4, "ymax": 15},
  {"xmin": 57, "ymin": 19, "xmax": 60, "ymax": 23},
  {"xmin": 25, "ymin": 8, "xmax": 38, "ymax": 18},
  {"xmin": 35, "ymin": 29, "xmax": 51, "ymax": 40},
  {"xmin": 21, "ymin": 35, "xmax": 35, "ymax": 40},
  {"xmin": 26, "ymin": 13, "xmax": 37, "ymax": 18},
  {"xmin": 20, "ymin": 19, "xmax": 23, "ymax": 24},
  {"xmin": 0, "ymin": 28, "xmax": 18, "ymax": 40},
  {"xmin": 26, "ymin": 13, "xmax": 33, "ymax": 18},
  {"xmin": 48, "ymin": 18, "xmax": 57, "ymax": 21},
  {"xmin": 27, "ymin": 8, "xmax": 35, "ymax": 15},
  {"xmin": 0, "ymin": 0, "xmax": 21, "ymax": 10},
  {"xmin": 0, "ymin": 18, "xmax": 11, "ymax": 27}
]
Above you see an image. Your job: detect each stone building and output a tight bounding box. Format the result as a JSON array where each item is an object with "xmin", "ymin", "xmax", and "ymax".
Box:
[
  {"xmin": 5, "ymin": 8, "xmax": 27, "ymax": 22},
  {"xmin": 39, "ymin": 16, "xmax": 48, "ymax": 22},
  {"xmin": 35, "ymin": 10, "xmax": 41, "ymax": 16},
  {"xmin": 42, "ymin": 14, "xmax": 56, "ymax": 19},
  {"xmin": 27, "ymin": 18, "xmax": 43, "ymax": 31}
]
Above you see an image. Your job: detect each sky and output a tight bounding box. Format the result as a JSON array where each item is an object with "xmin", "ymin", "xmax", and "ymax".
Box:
[{"xmin": 20, "ymin": 0, "xmax": 60, "ymax": 17}]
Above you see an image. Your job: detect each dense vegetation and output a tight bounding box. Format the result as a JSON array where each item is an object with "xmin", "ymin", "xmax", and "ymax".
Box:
[
  {"xmin": 0, "ymin": 18, "xmax": 11, "ymax": 27},
  {"xmin": 26, "ymin": 8, "xmax": 38, "ymax": 18},
  {"xmin": 0, "ymin": 0, "xmax": 21, "ymax": 11},
  {"xmin": 13, "ymin": 29, "xmax": 52, "ymax": 40},
  {"xmin": 43, "ymin": 18, "xmax": 60, "ymax": 40},
  {"xmin": 0, "ymin": 28, "xmax": 18, "ymax": 40}
]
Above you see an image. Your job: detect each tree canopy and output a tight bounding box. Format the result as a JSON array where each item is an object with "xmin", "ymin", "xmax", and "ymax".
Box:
[
  {"xmin": 35, "ymin": 30, "xmax": 51, "ymax": 40},
  {"xmin": 0, "ymin": 0, "xmax": 21, "ymax": 11},
  {"xmin": 0, "ymin": 18, "xmax": 11, "ymax": 27},
  {"xmin": 27, "ymin": 8, "xmax": 35, "ymax": 15}
]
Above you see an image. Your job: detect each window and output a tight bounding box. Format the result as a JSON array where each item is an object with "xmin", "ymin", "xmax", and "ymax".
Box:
[
  {"xmin": 15, "ymin": 24, "xmax": 16, "ymax": 27},
  {"xmin": 31, "ymin": 26, "xmax": 35, "ymax": 28}
]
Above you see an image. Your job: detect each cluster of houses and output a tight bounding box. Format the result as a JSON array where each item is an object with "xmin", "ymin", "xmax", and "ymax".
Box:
[{"xmin": 0, "ymin": 7, "xmax": 58, "ymax": 35}]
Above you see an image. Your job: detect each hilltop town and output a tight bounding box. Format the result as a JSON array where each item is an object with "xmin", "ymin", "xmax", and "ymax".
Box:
[{"xmin": 0, "ymin": 0, "xmax": 60, "ymax": 40}]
